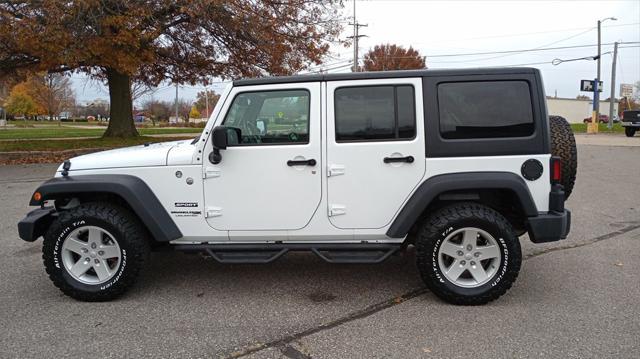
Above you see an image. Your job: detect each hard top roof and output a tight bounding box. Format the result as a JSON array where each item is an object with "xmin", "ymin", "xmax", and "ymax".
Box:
[{"xmin": 233, "ymin": 67, "xmax": 538, "ymax": 87}]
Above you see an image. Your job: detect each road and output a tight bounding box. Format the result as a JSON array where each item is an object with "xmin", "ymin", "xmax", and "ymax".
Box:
[{"xmin": 1, "ymin": 143, "xmax": 639, "ymax": 358}]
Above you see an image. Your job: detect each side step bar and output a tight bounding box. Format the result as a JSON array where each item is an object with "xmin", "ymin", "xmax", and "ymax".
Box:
[{"xmin": 173, "ymin": 243, "xmax": 401, "ymax": 264}]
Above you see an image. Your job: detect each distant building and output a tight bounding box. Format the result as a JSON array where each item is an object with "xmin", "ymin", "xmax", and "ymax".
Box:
[{"xmin": 546, "ymin": 97, "xmax": 619, "ymax": 123}]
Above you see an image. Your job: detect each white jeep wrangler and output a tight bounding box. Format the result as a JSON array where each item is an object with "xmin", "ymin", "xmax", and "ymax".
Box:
[{"xmin": 19, "ymin": 68, "xmax": 575, "ymax": 305}]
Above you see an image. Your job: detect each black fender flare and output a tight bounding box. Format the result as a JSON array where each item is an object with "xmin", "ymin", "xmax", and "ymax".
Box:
[
  {"xmin": 386, "ymin": 172, "xmax": 539, "ymax": 238},
  {"xmin": 29, "ymin": 175, "xmax": 182, "ymax": 242}
]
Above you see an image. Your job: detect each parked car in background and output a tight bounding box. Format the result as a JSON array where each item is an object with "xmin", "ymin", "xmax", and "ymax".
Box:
[
  {"xmin": 583, "ymin": 114, "xmax": 610, "ymax": 124},
  {"xmin": 621, "ymin": 110, "xmax": 640, "ymax": 137}
]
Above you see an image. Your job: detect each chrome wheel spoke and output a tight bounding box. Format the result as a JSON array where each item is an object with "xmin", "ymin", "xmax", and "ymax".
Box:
[
  {"xmin": 468, "ymin": 263, "xmax": 489, "ymax": 283},
  {"xmin": 93, "ymin": 259, "xmax": 112, "ymax": 282},
  {"xmin": 100, "ymin": 245, "xmax": 120, "ymax": 259},
  {"xmin": 440, "ymin": 241, "xmax": 463, "ymax": 258},
  {"xmin": 63, "ymin": 237, "xmax": 86, "ymax": 255},
  {"xmin": 69, "ymin": 258, "xmax": 92, "ymax": 277},
  {"xmin": 461, "ymin": 229, "xmax": 478, "ymax": 248},
  {"xmin": 88, "ymin": 228, "xmax": 102, "ymax": 245},
  {"xmin": 476, "ymin": 244, "xmax": 500, "ymax": 260},
  {"xmin": 446, "ymin": 260, "xmax": 466, "ymax": 281}
]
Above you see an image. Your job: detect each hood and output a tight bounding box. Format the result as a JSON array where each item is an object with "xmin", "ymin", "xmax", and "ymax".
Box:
[{"xmin": 57, "ymin": 140, "xmax": 192, "ymax": 172}]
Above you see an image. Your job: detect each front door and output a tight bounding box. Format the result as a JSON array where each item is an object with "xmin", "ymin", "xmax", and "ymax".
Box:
[
  {"xmin": 326, "ymin": 78, "xmax": 426, "ymax": 229},
  {"xmin": 203, "ymin": 83, "xmax": 321, "ymax": 232}
]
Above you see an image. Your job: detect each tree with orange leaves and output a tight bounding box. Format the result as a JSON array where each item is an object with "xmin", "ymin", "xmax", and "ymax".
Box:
[
  {"xmin": 4, "ymin": 82, "xmax": 42, "ymax": 120},
  {"xmin": 362, "ymin": 44, "xmax": 427, "ymax": 72},
  {"xmin": 0, "ymin": 1, "xmax": 343, "ymax": 137}
]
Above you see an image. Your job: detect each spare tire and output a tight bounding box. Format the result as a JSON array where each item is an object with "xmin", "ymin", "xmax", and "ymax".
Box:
[{"xmin": 549, "ymin": 115, "xmax": 577, "ymax": 199}]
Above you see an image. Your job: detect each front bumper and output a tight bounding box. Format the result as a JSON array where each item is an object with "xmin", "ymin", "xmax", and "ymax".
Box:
[
  {"xmin": 527, "ymin": 209, "xmax": 571, "ymax": 243},
  {"xmin": 18, "ymin": 207, "xmax": 56, "ymax": 242}
]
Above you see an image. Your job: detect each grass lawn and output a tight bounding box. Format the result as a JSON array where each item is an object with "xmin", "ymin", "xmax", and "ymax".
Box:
[
  {"xmin": 0, "ymin": 126, "xmax": 202, "ymax": 140},
  {"xmin": 0, "ymin": 136, "xmax": 193, "ymax": 152},
  {"xmin": 570, "ymin": 123, "xmax": 625, "ymax": 133}
]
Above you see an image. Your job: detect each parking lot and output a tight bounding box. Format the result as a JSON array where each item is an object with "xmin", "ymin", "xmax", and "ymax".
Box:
[{"xmin": 1, "ymin": 137, "xmax": 639, "ymax": 358}]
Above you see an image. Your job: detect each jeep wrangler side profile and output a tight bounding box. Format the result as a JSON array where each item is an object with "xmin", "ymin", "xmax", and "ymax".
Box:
[{"xmin": 18, "ymin": 68, "xmax": 575, "ymax": 305}]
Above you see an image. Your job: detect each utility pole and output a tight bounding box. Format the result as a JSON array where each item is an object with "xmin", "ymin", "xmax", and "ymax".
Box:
[
  {"xmin": 589, "ymin": 17, "xmax": 617, "ymax": 134},
  {"xmin": 347, "ymin": 0, "xmax": 367, "ymax": 72},
  {"xmin": 608, "ymin": 42, "xmax": 618, "ymax": 130},
  {"xmin": 175, "ymin": 83, "xmax": 179, "ymax": 123},
  {"xmin": 204, "ymin": 87, "xmax": 210, "ymax": 119},
  {"xmin": 595, "ymin": 19, "xmax": 602, "ymax": 119}
]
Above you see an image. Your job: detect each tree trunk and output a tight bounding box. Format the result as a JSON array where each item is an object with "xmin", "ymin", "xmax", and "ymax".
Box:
[{"xmin": 103, "ymin": 68, "xmax": 138, "ymax": 138}]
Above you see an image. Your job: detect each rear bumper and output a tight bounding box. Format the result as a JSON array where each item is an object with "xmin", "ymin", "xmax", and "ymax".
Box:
[
  {"xmin": 527, "ymin": 209, "xmax": 571, "ymax": 243},
  {"xmin": 18, "ymin": 207, "xmax": 55, "ymax": 242},
  {"xmin": 621, "ymin": 122, "xmax": 640, "ymax": 128}
]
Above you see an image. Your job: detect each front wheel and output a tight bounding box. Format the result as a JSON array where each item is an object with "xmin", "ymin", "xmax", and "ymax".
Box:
[
  {"xmin": 415, "ymin": 203, "xmax": 522, "ymax": 305},
  {"xmin": 625, "ymin": 127, "xmax": 636, "ymax": 137},
  {"xmin": 42, "ymin": 202, "xmax": 150, "ymax": 301}
]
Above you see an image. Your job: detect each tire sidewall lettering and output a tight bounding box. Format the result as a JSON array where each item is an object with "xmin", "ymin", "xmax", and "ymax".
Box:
[
  {"xmin": 430, "ymin": 222, "xmax": 509, "ymax": 294},
  {"xmin": 52, "ymin": 218, "xmax": 126, "ymax": 292}
]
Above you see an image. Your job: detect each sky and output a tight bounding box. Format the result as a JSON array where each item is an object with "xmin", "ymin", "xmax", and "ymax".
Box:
[{"xmin": 71, "ymin": 0, "xmax": 640, "ymax": 106}]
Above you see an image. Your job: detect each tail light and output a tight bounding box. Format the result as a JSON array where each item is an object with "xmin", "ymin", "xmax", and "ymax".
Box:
[{"xmin": 550, "ymin": 157, "xmax": 562, "ymax": 184}]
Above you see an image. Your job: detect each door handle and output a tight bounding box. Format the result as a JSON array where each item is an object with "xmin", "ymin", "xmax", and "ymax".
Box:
[
  {"xmin": 383, "ymin": 156, "xmax": 414, "ymax": 164},
  {"xmin": 287, "ymin": 158, "xmax": 317, "ymax": 166}
]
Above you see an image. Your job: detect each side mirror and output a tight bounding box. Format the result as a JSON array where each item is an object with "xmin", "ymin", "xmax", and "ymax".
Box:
[
  {"xmin": 209, "ymin": 126, "xmax": 227, "ymax": 164},
  {"xmin": 212, "ymin": 126, "xmax": 227, "ymax": 150}
]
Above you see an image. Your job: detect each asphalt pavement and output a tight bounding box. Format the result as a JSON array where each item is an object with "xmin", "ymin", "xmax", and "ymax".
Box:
[{"xmin": 1, "ymin": 142, "xmax": 639, "ymax": 358}]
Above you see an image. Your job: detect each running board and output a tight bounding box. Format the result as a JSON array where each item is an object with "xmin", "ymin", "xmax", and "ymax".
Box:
[{"xmin": 173, "ymin": 243, "xmax": 401, "ymax": 264}]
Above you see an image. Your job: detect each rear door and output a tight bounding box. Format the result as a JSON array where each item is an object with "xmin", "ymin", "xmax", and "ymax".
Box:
[{"xmin": 326, "ymin": 78, "xmax": 426, "ymax": 229}]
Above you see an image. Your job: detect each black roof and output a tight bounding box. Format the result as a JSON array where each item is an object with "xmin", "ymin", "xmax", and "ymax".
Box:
[{"xmin": 233, "ymin": 67, "xmax": 538, "ymax": 87}]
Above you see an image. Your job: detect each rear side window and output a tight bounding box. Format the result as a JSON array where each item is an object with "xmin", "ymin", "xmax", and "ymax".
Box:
[
  {"xmin": 438, "ymin": 81, "xmax": 534, "ymax": 139},
  {"xmin": 335, "ymin": 85, "xmax": 416, "ymax": 142}
]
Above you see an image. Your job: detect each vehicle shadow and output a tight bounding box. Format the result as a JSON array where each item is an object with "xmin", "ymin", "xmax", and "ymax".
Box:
[{"xmin": 136, "ymin": 246, "xmax": 425, "ymax": 304}]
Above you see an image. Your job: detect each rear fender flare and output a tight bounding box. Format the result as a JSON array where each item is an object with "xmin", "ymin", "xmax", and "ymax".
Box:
[{"xmin": 386, "ymin": 172, "xmax": 538, "ymax": 238}]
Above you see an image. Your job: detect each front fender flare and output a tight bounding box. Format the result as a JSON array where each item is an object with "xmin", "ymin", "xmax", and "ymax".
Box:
[
  {"xmin": 29, "ymin": 175, "xmax": 182, "ymax": 242},
  {"xmin": 386, "ymin": 172, "xmax": 539, "ymax": 238}
]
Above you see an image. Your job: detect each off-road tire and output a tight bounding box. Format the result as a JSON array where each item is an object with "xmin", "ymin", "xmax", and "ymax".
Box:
[
  {"xmin": 625, "ymin": 127, "xmax": 636, "ymax": 137},
  {"xmin": 42, "ymin": 202, "xmax": 149, "ymax": 301},
  {"xmin": 549, "ymin": 115, "xmax": 577, "ymax": 199},
  {"xmin": 415, "ymin": 203, "xmax": 521, "ymax": 305}
]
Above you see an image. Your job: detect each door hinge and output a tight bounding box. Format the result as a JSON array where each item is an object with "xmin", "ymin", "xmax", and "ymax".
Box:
[
  {"xmin": 327, "ymin": 164, "xmax": 345, "ymax": 177},
  {"xmin": 205, "ymin": 206, "xmax": 223, "ymax": 218},
  {"xmin": 328, "ymin": 204, "xmax": 346, "ymax": 217},
  {"xmin": 203, "ymin": 167, "xmax": 221, "ymax": 179}
]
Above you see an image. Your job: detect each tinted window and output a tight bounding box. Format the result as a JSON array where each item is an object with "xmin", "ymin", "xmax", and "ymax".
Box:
[
  {"xmin": 335, "ymin": 85, "xmax": 416, "ymax": 142},
  {"xmin": 223, "ymin": 90, "xmax": 309, "ymax": 145},
  {"xmin": 438, "ymin": 81, "xmax": 534, "ymax": 139}
]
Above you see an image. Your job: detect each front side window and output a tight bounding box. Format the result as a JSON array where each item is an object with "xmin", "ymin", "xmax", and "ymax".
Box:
[
  {"xmin": 223, "ymin": 89, "xmax": 310, "ymax": 145},
  {"xmin": 334, "ymin": 85, "xmax": 416, "ymax": 142},
  {"xmin": 438, "ymin": 81, "xmax": 534, "ymax": 139}
]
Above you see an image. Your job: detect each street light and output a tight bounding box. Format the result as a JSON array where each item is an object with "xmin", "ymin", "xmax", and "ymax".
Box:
[{"xmin": 591, "ymin": 17, "xmax": 617, "ymax": 133}]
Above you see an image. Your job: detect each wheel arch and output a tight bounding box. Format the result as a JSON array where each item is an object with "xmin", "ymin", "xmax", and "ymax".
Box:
[
  {"xmin": 29, "ymin": 175, "xmax": 182, "ymax": 242},
  {"xmin": 387, "ymin": 172, "xmax": 538, "ymax": 239}
]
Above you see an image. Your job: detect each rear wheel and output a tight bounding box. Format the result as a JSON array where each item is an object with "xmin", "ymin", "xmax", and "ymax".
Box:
[
  {"xmin": 415, "ymin": 203, "xmax": 521, "ymax": 305},
  {"xmin": 549, "ymin": 115, "xmax": 578, "ymax": 199},
  {"xmin": 625, "ymin": 127, "xmax": 636, "ymax": 137},
  {"xmin": 43, "ymin": 202, "xmax": 149, "ymax": 301}
]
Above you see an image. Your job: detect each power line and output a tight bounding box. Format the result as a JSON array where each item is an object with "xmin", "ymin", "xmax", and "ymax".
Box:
[
  {"xmin": 411, "ymin": 22, "xmax": 640, "ymax": 45},
  {"xmin": 425, "ymin": 42, "xmax": 639, "ymax": 58}
]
